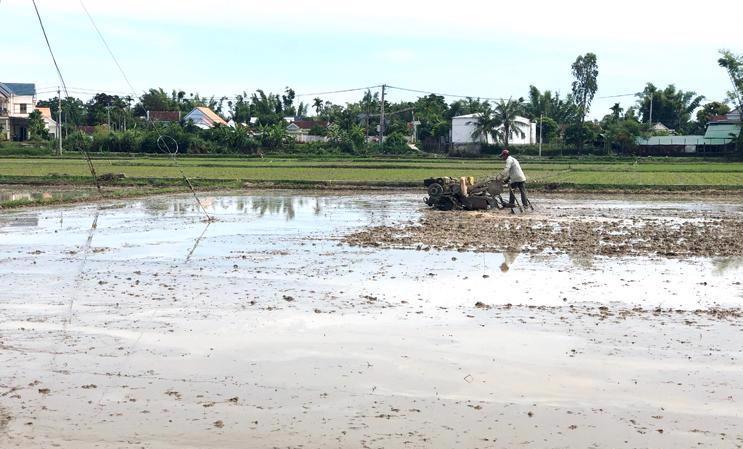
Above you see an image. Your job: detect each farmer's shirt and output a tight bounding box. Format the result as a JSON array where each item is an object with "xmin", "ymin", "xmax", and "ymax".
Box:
[{"xmin": 501, "ymin": 156, "xmax": 526, "ymax": 183}]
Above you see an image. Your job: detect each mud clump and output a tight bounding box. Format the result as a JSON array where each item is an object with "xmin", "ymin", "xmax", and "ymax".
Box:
[{"xmin": 344, "ymin": 209, "xmax": 743, "ymax": 258}]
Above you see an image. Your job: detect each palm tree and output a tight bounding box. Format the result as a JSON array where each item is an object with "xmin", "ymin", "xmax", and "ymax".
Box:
[
  {"xmin": 471, "ymin": 103, "xmax": 497, "ymax": 143},
  {"xmin": 312, "ymin": 97, "xmax": 323, "ymax": 116},
  {"xmin": 492, "ymin": 99, "xmax": 526, "ymax": 148}
]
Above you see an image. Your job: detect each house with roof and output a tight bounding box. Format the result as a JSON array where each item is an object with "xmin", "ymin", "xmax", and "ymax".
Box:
[
  {"xmin": 285, "ymin": 119, "xmax": 329, "ymax": 143},
  {"xmin": 182, "ymin": 106, "xmax": 227, "ymax": 129},
  {"xmin": 146, "ymin": 110, "xmax": 181, "ymax": 123},
  {"xmin": 636, "ymin": 108, "xmax": 741, "ymax": 155},
  {"xmin": 650, "ymin": 122, "xmax": 673, "ymax": 134},
  {"xmin": 0, "ymin": 82, "xmax": 37, "ymax": 141},
  {"xmin": 35, "ymin": 107, "xmax": 58, "ymax": 138}
]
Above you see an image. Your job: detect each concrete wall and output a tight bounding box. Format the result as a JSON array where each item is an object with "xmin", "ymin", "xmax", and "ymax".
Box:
[{"xmin": 10, "ymin": 94, "xmax": 35, "ymax": 117}]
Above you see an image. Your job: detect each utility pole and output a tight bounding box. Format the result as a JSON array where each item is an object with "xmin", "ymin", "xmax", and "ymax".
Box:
[
  {"xmin": 649, "ymin": 92, "xmax": 654, "ymax": 126},
  {"xmin": 379, "ymin": 84, "xmax": 386, "ymax": 147},
  {"xmin": 106, "ymin": 106, "xmax": 112, "ymax": 131},
  {"xmin": 411, "ymin": 111, "xmax": 417, "ymax": 143},
  {"xmin": 57, "ymin": 87, "xmax": 62, "ymax": 156},
  {"xmin": 539, "ymin": 113, "xmax": 543, "ymax": 157}
]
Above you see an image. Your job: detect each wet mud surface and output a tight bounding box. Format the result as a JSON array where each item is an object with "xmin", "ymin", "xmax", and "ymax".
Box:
[
  {"xmin": 345, "ymin": 195, "xmax": 743, "ymax": 257},
  {"xmin": 0, "ymin": 191, "xmax": 742, "ymax": 448}
]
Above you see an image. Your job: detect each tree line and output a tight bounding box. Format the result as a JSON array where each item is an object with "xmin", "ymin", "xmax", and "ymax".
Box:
[{"xmin": 23, "ymin": 50, "xmax": 743, "ymax": 157}]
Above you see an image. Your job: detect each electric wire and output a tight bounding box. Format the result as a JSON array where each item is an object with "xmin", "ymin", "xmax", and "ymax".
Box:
[
  {"xmin": 31, "ymin": 0, "xmax": 69, "ymax": 98},
  {"xmin": 293, "ymin": 85, "xmax": 382, "ymax": 97},
  {"xmin": 78, "ymin": 0, "xmax": 137, "ymax": 95},
  {"xmin": 386, "ymin": 85, "xmax": 509, "ymax": 102},
  {"xmin": 78, "ymin": 0, "xmax": 212, "ymax": 221},
  {"xmin": 31, "ymin": 0, "xmax": 102, "ymax": 195}
]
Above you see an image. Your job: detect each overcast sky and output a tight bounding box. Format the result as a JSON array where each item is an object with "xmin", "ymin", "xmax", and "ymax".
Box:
[{"xmin": 3, "ymin": 0, "xmax": 742, "ymax": 118}]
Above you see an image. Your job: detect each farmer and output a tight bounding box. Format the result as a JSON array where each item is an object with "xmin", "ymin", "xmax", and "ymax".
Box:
[{"xmin": 499, "ymin": 149, "xmax": 529, "ymax": 208}]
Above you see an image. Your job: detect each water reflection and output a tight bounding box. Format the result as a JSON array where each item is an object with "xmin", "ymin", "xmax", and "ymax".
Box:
[
  {"xmin": 0, "ymin": 215, "xmax": 39, "ymax": 227},
  {"xmin": 251, "ymin": 197, "xmax": 297, "ymax": 220},
  {"xmin": 142, "ymin": 195, "xmax": 320, "ymax": 221},
  {"xmin": 568, "ymin": 251, "xmax": 595, "ymax": 269},
  {"xmin": 0, "ymin": 191, "xmax": 85, "ymax": 202},
  {"xmin": 500, "ymin": 250, "xmax": 520, "ymax": 272},
  {"xmin": 712, "ymin": 257, "xmax": 743, "ymax": 275}
]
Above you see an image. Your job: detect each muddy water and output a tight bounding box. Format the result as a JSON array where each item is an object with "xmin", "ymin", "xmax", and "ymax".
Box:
[{"xmin": 0, "ymin": 192, "xmax": 741, "ymax": 449}]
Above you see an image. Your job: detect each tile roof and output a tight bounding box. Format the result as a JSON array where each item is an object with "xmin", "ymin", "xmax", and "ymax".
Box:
[
  {"xmin": 36, "ymin": 107, "xmax": 53, "ymax": 119},
  {"xmin": 195, "ymin": 107, "xmax": 227, "ymax": 126},
  {"xmin": 148, "ymin": 110, "xmax": 181, "ymax": 122},
  {"xmin": 290, "ymin": 120, "xmax": 329, "ymax": 130}
]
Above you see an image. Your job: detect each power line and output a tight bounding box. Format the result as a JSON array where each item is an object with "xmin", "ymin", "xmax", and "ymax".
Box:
[
  {"xmin": 31, "ymin": 0, "xmax": 69, "ymax": 98},
  {"xmin": 597, "ymin": 92, "xmax": 640, "ymax": 99},
  {"xmin": 78, "ymin": 0, "xmax": 138, "ymax": 96},
  {"xmin": 77, "ymin": 0, "xmax": 212, "ymax": 221},
  {"xmin": 386, "ymin": 85, "xmax": 509, "ymax": 102},
  {"xmin": 294, "ymin": 85, "xmax": 382, "ymax": 97}
]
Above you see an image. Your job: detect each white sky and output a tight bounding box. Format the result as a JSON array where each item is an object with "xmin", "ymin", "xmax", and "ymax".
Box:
[{"xmin": 3, "ymin": 0, "xmax": 742, "ymax": 118}]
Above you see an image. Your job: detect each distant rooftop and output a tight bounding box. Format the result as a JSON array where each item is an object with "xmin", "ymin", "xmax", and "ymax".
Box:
[{"xmin": 0, "ymin": 83, "xmax": 36, "ymax": 96}]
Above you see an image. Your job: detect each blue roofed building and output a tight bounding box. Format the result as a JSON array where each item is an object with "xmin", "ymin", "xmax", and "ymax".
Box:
[{"xmin": 0, "ymin": 82, "xmax": 37, "ymax": 141}]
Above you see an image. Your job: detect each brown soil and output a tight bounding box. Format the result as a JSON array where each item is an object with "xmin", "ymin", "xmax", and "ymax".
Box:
[{"xmin": 344, "ymin": 205, "xmax": 743, "ymax": 257}]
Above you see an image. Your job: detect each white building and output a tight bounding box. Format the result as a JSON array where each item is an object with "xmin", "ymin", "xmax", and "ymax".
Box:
[
  {"xmin": 451, "ymin": 113, "xmax": 536, "ymax": 146},
  {"xmin": 0, "ymin": 82, "xmax": 37, "ymax": 141},
  {"xmin": 35, "ymin": 107, "xmax": 58, "ymax": 138},
  {"xmin": 183, "ymin": 106, "xmax": 228, "ymax": 129}
]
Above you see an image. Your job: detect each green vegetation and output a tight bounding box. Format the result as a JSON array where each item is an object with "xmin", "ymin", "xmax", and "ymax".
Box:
[
  {"xmin": 19, "ymin": 50, "xmax": 739, "ymax": 159},
  {"xmin": 0, "ymin": 156, "xmax": 741, "ymax": 192}
]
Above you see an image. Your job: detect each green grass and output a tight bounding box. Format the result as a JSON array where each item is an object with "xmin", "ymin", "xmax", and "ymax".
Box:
[{"xmin": 0, "ymin": 156, "xmax": 742, "ymax": 190}]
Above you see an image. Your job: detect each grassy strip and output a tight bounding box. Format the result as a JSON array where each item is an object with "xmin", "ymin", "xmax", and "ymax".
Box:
[{"xmin": 1, "ymin": 160, "xmax": 743, "ymax": 185}]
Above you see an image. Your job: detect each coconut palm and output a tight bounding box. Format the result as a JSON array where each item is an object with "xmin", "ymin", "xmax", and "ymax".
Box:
[
  {"xmin": 492, "ymin": 98, "xmax": 526, "ymax": 149},
  {"xmin": 312, "ymin": 97, "xmax": 323, "ymax": 116},
  {"xmin": 470, "ymin": 103, "xmax": 497, "ymax": 143},
  {"xmin": 471, "ymin": 99, "xmax": 527, "ymax": 148}
]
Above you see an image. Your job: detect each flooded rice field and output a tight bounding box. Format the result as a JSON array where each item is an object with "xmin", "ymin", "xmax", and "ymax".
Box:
[{"xmin": 0, "ymin": 191, "xmax": 742, "ymax": 448}]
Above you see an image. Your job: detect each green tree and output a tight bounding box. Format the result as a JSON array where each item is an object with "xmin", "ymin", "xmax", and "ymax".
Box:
[
  {"xmin": 608, "ymin": 103, "xmax": 623, "ymax": 121},
  {"xmin": 718, "ymin": 50, "xmax": 743, "ymax": 110},
  {"xmin": 696, "ymin": 101, "xmax": 730, "ymax": 124},
  {"xmin": 492, "ymin": 98, "xmax": 527, "ymax": 148},
  {"xmin": 258, "ymin": 123, "xmax": 290, "ymax": 149},
  {"xmin": 312, "ymin": 97, "xmax": 323, "ymax": 115},
  {"xmin": 636, "ymin": 84, "xmax": 705, "ymax": 133},
  {"xmin": 524, "ymin": 86, "xmax": 578, "ymax": 123},
  {"xmin": 36, "ymin": 96, "xmax": 87, "ymax": 136},
  {"xmin": 414, "ymin": 94, "xmax": 449, "ymax": 141},
  {"xmin": 471, "ymin": 103, "xmax": 498, "ymax": 143},
  {"xmin": 135, "ymin": 88, "xmax": 177, "ymax": 115},
  {"xmin": 229, "ymin": 93, "xmax": 252, "ymax": 124},
  {"xmin": 537, "ymin": 116, "xmax": 559, "ymax": 143},
  {"xmin": 718, "ymin": 50, "xmax": 743, "ymax": 157},
  {"xmin": 565, "ymin": 122, "xmax": 599, "ymax": 149},
  {"xmin": 604, "ymin": 119, "xmax": 643, "ymax": 154},
  {"xmin": 471, "ymin": 99, "xmax": 527, "ymax": 148},
  {"xmin": 250, "ymin": 90, "xmax": 284, "ymax": 125},
  {"xmin": 691, "ymin": 101, "xmax": 731, "ymax": 134},
  {"xmin": 571, "ymin": 53, "xmax": 599, "ymax": 151},
  {"xmin": 28, "ymin": 110, "xmax": 48, "ymax": 140}
]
